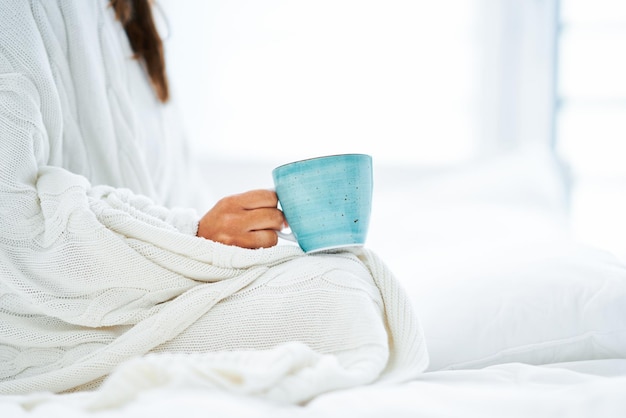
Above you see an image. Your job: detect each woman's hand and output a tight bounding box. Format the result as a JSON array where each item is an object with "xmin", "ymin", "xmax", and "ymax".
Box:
[{"xmin": 197, "ymin": 189, "xmax": 285, "ymax": 249}]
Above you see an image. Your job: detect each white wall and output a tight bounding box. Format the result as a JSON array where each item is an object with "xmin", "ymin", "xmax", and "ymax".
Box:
[{"xmin": 159, "ymin": 0, "xmax": 482, "ymax": 165}]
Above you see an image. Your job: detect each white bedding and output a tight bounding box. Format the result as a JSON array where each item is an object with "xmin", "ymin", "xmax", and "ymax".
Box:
[
  {"xmin": 2, "ymin": 359, "xmax": 625, "ymax": 417},
  {"xmin": 2, "ymin": 145, "xmax": 625, "ymax": 417}
]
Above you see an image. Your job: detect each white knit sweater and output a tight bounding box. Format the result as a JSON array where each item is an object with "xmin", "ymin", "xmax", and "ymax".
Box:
[{"xmin": 0, "ymin": 0, "xmax": 428, "ymax": 401}]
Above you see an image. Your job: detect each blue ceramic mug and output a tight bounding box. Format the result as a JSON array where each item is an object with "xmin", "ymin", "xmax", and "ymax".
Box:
[{"xmin": 272, "ymin": 154, "xmax": 373, "ymax": 253}]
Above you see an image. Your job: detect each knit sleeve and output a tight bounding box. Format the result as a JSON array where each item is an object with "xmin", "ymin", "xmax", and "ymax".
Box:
[
  {"xmin": 0, "ymin": 69, "xmax": 192, "ymax": 321},
  {"xmin": 0, "ymin": 3, "xmax": 212, "ymax": 327}
]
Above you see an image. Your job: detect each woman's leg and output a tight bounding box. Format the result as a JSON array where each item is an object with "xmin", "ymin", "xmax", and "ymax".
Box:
[{"xmin": 153, "ymin": 253, "xmax": 388, "ymax": 364}]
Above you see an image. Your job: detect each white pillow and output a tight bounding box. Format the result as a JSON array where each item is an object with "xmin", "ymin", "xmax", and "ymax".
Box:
[{"xmin": 410, "ymin": 242, "xmax": 626, "ymax": 371}]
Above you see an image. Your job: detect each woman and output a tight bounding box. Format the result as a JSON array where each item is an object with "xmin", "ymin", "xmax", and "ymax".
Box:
[{"xmin": 0, "ymin": 0, "xmax": 427, "ymax": 399}]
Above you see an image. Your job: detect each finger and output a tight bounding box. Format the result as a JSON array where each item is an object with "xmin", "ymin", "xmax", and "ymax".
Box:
[
  {"xmin": 235, "ymin": 189, "xmax": 279, "ymax": 210},
  {"xmin": 238, "ymin": 229, "xmax": 279, "ymax": 249},
  {"xmin": 246, "ymin": 208, "xmax": 285, "ymax": 232}
]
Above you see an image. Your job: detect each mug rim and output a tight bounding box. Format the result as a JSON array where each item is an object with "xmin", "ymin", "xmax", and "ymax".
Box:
[{"xmin": 272, "ymin": 153, "xmax": 371, "ymax": 172}]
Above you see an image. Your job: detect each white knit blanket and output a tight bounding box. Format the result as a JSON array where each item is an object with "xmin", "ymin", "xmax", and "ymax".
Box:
[
  {"xmin": 0, "ymin": 0, "xmax": 427, "ymax": 402},
  {"xmin": 1, "ymin": 169, "xmax": 427, "ymax": 399}
]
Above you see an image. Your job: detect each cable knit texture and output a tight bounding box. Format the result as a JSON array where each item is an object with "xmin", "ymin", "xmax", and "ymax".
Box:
[{"xmin": 0, "ymin": 0, "xmax": 428, "ymax": 401}]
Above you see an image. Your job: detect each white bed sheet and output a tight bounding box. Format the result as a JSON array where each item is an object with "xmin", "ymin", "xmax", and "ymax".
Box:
[
  {"xmin": 1, "ymin": 360, "xmax": 624, "ymax": 417},
  {"xmin": 2, "ymin": 145, "xmax": 626, "ymax": 417}
]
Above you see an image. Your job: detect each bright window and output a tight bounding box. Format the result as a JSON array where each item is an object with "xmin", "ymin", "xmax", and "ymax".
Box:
[{"xmin": 556, "ymin": 0, "xmax": 626, "ymax": 256}]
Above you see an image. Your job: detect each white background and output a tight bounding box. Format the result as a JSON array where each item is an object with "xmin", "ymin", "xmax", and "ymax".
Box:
[
  {"xmin": 157, "ymin": 0, "xmax": 626, "ymax": 258},
  {"xmin": 159, "ymin": 0, "xmax": 480, "ymax": 165}
]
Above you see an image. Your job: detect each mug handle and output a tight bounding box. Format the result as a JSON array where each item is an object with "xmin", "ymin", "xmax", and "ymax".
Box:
[
  {"xmin": 272, "ymin": 188, "xmax": 298, "ymax": 243},
  {"xmin": 276, "ymin": 229, "xmax": 297, "ymax": 242}
]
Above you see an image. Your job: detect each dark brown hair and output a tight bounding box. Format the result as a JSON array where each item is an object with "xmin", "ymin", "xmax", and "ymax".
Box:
[{"xmin": 110, "ymin": 0, "xmax": 169, "ymax": 103}]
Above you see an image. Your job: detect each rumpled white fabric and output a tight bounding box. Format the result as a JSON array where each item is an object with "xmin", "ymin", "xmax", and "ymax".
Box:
[{"xmin": 0, "ymin": 0, "xmax": 428, "ymax": 402}]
